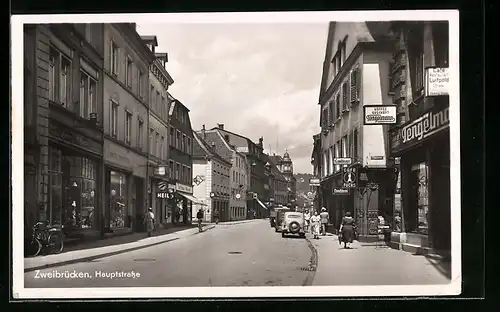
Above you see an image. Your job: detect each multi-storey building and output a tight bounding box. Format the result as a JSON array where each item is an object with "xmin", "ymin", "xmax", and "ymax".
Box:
[
  {"xmin": 211, "ymin": 125, "xmax": 269, "ymax": 218},
  {"xmin": 317, "ymin": 22, "xmax": 397, "ymax": 241},
  {"xmin": 24, "ymin": 23, "xmax": 106, "ymax": 240},
  {"xmin": 387, "ymin": 21, "xmax": 450, "ymax": 257},
  {"xmin": 167, "ymin": 97, "xmax": 197, "ymax": 224},
  {"xmin": 141, "ymin": 35, "xmax": 175, "ymax": 227},
  {"xmin": 266, "ymin": 155, "xmax": 289, "ymax": 207},
  {"xmin": 310, "ymin": 133, "xmax": 323, "ymax": 211},
  {"xmin": 192, "ymin": 131, "xmax": 232, "ymax": 223},
  {"xmin": 102, "ymin": 23, "xmax": 155, "ymax": 235},
  {"xmin": 270, "ymin": 152, "xmax": 297, "ymax": 207},
  {"xmin": 199, "ymin": 126, "xmax": 248, "ymax": 221},
  {"xmin": 269, "ymin": 152, "xmax": 294, "ymax": 206}
]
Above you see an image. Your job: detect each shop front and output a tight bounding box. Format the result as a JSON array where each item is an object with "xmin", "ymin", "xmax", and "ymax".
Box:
[
  {"xmin": 147, "ymin": 164, "xmax": 172, "ymax": 228},
  {"xmin": 47, "ymin": 121, "xmax": 103, "ymax": 240},
  {"xmin": 104, "ymin": 140, "xmax": 147, "ymax": 234},
  {"xmin": 389, "ymin": 104, "xmax": 450, "ymax": 255},
  {"xmin": 173, "ymin": 182, "xmax": 205, "ymax": 224}
]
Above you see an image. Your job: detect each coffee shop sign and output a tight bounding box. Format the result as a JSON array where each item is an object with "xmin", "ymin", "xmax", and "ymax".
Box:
[{"xmin": 425, "ymin": 67, "xmax": 449, "ymax": 96}]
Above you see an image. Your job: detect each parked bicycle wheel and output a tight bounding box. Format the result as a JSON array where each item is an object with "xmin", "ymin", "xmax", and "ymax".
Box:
[
  {"xmin": 48, "ymin": 233, "xmax": 64, "ymax": 254},
  {"xmin": 27, "ymin": 238, "xmax": 42, "ymax": 257}
]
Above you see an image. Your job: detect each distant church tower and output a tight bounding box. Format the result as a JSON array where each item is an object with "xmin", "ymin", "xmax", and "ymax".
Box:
[{"xmin": 282, "ymin": 150, "xmax": 294, "ymax": 180}]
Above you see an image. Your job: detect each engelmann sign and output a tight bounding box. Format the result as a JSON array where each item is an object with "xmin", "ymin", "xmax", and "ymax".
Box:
[{"xmin": 401, "ymin": 107, "xmax": 450, "ymax": 144}]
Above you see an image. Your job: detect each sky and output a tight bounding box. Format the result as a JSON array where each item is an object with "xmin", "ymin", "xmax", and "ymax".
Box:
[{"xmin": 136, "ymin": 23, "xmax": 328, "ymax": 174}]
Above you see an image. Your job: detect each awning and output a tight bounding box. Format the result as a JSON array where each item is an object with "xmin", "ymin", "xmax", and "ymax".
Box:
[
  {"xmin": 255, "ymin": 197, "xmax": 268, "ymax": 210},
  {"xmin": 178, "ymin": 191, "xmax": 207, "ymax": 206}
]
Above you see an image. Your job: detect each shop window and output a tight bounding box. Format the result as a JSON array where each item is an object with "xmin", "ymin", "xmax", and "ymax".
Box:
[
  {"xmin": 109, "ymin": 171, "xmax": 127, "ymax": 229},
  {"xmin": 410, "ymin": 162, "xmax": 429, "ymax": 235},
  {"xmin": 48, "ymin": 147, "xmax": 63, "ymax": 225}
]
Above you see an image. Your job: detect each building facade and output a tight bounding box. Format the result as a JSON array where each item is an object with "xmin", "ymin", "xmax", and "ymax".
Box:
[
  {"xmin": 387, "ymin": 21, "xmax": 450, "ymax": 257},
  {"xmin": 310, "ymin": 133, "xmax": 322, "ymax": 211},
  {"xmin": 141, "ymin": 35, "xmax": 175, "ymax": 227},
  {"xmin": 102, "ymin": 23, "xmax": 155, "ymax": 235},
  {"xmin": 192, "ymin": 131, "xmax": 232, "ymax": 223},
  {"xmin": 24, "ymin": 23, "xmax": 106, "ymax": 241},
  {"xmin": 167, "ymin": 97, "xmax": 198, "ymax": 224},
  {"xmin": 317, "ymin": 22, "xmax": 397, "ymax": 240},
  {"xmin": 266, "ymin": 155, "xmax": 289, "ymax": 207},
  {"xmin": 211, "ymin": 126, "xmax": 269, "ymax": 218},
  {"xmin": 200, "ymin": 126, "xmax": 248, "ymax": 221}
]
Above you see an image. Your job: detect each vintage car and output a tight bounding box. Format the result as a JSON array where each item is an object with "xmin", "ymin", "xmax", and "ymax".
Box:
[
  {"xmin": 274, "ymin": 207, "xmax": 291, "ymax": 232},
  {"xmin": 270, "ymin": 206, "xmax": 285, "ymax": 227},
  {"xmin": 281, "ymin": 211, "xmax": 306, "ymax": 238}
]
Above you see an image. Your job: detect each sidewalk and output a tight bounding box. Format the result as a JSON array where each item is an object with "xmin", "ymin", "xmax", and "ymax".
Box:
[
  {"xmin": 24, "ymin": 223, "xmax": 215, "ymax": 272},
  {"xmin": 307, "ymin": 232, "xmax": 451, "ymax": 286}
]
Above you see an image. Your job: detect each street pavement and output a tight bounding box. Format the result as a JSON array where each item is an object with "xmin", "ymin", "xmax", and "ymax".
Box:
[
  {"xmin": 24, "ymin": 219, "xmax": 450, "ymax": 288},
  {"xmin": 24, "ymin": 219, "xmax": 314, "ymax": 287},
  {"xmin": 308, "ymin": 232, "xmax": 451, "ymax": 285}
]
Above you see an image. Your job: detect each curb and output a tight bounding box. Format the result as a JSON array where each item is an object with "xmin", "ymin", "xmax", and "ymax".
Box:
[
  {"xmin": 302, "ymin": 235, "xmax": 318, "ymax": 286},
  {"xmin": 24, "ymin": 225, "xmax": 215, "ymax": 273}
]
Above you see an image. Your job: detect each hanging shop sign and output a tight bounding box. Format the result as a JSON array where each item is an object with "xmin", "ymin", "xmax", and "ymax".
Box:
[
  {"xmin": 425, "ymin": 67, "xmax": 449, "ymax": 96},
  {"xmin": 363, "ymin": 105, "xmax": 397, "ymax": 125},
  {"xmin": 176, "ymin": 183, "xmax": 193, "ymax": 194},
  {"xmin": 154, "ymin": 166, "xmax": 167, "ymax": 176},
  {"xmin": 333, "ymin": 157, "xmax": 352, "ymax": 165},
  {"xmin": 342, "ymin": 167, "xmax": 357, "ymax": 188},
  {"xmin": 389, "ymin": 105, "xmax": 450, "ymax": 154},
  {"xmin": 309, "ymin": 178, "xmax": 320, "ymax": 187},
  {"xmin": 333, "ymin": 187, "xmax": 350, "ymax": 195}
]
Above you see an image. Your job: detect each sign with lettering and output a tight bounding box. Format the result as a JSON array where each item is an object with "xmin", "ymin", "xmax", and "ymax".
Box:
[
  {"xmin": 49, "ymin": 123, "xmax": 102, "ymax": 155},
  {"xmin": 333, "ymin": 188, "xmax": 350, "ymax": 195},
  {"xmin": 363, "ymin": 105, "xmax": 397, "ymax": 125},
  {"xmin": 176, "ymin": 183, "xmax": 193, "ymax": 194},
  {"xmin": 425, "ymin": 67, "xmax": 449, "ymax": 96},
  {"xmin": 309, "ymin": 178, "xmax": 320, "ymax": 187},
  {"xmin": 390, "ymin": 106, "xmax": 450, "ymax": 154},
  {"xmin": 342, "ymin": 167, "xmax": 357, "ymax": 188},
  {"xmin": 333, "ymin": 157, "xmax": 352, "ymax": 165},
  {"xmin": 236, "ymin": 146, "xmax": 248, "ymax": 153}
]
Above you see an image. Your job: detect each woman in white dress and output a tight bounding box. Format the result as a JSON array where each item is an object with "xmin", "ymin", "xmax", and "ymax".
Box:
[{"xmin": 310, "ymin": 211, "xmax": 321, "ymax": 239}]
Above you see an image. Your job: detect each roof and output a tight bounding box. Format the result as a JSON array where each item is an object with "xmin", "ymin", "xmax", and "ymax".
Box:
[
  {"xmin": 140, "ymin": 35, "xmax": 158, "ymax": 47},
  {"xmin": 169, "ymin": 97, "xmax": 190, "ymax": 114},
  {"xmin": 192, "ymin": 131, "xmax": 231, "ymax": 166}
]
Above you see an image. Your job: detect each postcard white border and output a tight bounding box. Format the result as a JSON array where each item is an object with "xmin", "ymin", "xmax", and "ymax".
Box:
[{"xmin": 11, "ymin": 10, "xmax": 461, "ymax": 299}]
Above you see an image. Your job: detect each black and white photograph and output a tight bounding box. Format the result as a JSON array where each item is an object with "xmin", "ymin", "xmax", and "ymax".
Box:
[{"xmin": 11, "ymin": 10, "xmax": 461, "ymax": 299}]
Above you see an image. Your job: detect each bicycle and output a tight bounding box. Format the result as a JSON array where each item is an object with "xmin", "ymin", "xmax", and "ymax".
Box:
[{"xmin": 26, "ymin": 221, "xmax": 64, "ymax": 257}]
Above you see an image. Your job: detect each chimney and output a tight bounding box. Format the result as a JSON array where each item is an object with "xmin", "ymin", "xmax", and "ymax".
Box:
[
  {"xmin": 259, "ymin": 137, "xmax": 263, "ymax": 147},
  {"xmin": 217, "ymin": 123, "xmax": 224, "ymax": 130},
  {"xmin": 201, "ymin": 124, "xmax": 206, "ymax": 140}
]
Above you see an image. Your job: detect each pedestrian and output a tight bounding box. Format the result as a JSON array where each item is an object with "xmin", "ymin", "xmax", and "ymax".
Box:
[
  {"xmin": 143, "ymin": 207, "xmax": 155, "ymax": 237},
  {"xmin": 213, "ymin": 209, "xmax": 220, "ymax": 224},
  {"xmin": 339, "ymin": 211, "xmax": 355, "ymax": 249},
  {"xmin": 319, "ymin": 207, "xmax": 329, "ymax": 236},
  {"xmin": 304, "ymin": 210, "xmax": 311, "ymax": 232},
  {"xmin": 310, "ymin": 211, "xmax": 321, "ymax": 239}
]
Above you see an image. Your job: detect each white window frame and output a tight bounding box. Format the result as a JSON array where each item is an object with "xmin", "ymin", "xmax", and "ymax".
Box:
[
  {"xmin": 111, "ymin": 100, "xmax": 119, "ymax": 138},
  {"xmin": 79, "ymin": 70, "xmax": 97, "ymax": 119},
  {"xmin": 126, "ymin": 56, "xmax": 133, "ymax": 88},
  {"xmin": 137, "ymin": 118, "xmax": 144, "ymax": 150},
  {"xmin": 111, "ymin": 41, "xmax": 118, "ymax": 75},
  {"xmin": 125, "ymin": 111, "xmax": 132, "ymax": 144}
]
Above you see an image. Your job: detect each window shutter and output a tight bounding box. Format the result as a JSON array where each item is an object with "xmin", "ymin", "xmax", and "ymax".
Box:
[
  {"xmin": 350, "ymin": 68, "xmax": 358, "ymax": 103},
  {"xmin": 342, "ymin": 82, "xmax": 348, "ymax": 111},
  {"xmin": 328, "ymin": 101, "xmax": 334, "ymax": 125}
]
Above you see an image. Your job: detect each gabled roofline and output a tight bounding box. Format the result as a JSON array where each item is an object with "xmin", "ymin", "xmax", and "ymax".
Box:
[{"xmin": 192, "ymin": 131, "xmax": 232, "ymax": 166}]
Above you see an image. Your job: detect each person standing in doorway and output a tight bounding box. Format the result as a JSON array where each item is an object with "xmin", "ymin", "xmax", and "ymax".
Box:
[
  {"xmin": 320, "ymin": 207, "xmax": 329, "ymax": 236},
  {"xmin": 143, "ymin": 207, "xmax": 155, "ymax": 237}
]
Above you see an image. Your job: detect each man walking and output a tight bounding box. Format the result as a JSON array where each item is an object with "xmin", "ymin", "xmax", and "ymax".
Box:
[{"xmin": 320, "ymin": 207, "xmax": 329, "ymax": 236}]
